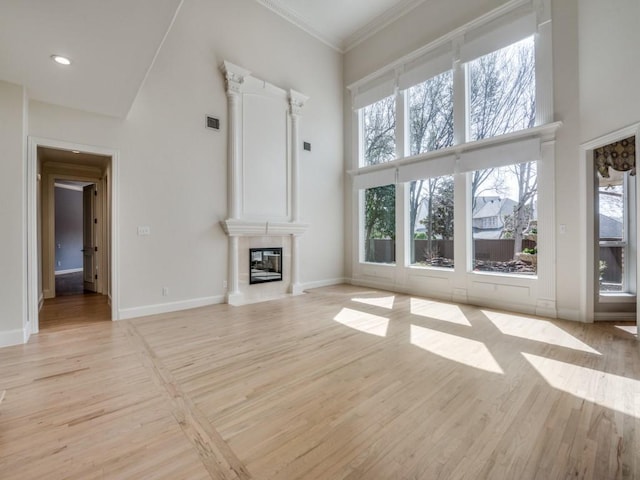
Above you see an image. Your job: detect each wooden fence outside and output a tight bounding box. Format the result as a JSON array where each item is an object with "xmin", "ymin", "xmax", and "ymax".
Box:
[{"xmin": 368, "ymin": 238, "xmax": 537, "ymax": 264}]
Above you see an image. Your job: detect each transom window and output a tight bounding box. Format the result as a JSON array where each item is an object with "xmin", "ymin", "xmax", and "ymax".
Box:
[
  {"xmin": 467, "ymin": 36, "xmax": 536, "ymax": 141},
  {"xmin": 361, "ymin": 95, "xmax": 396, "ymax": 167},
  {"xmin": 407, "ymin": 70, "xmax": 454, "ymax": 155}
]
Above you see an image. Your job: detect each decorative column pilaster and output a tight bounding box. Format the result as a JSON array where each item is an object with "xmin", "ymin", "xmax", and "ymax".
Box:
[
  {"xmin": 289, "ymin": 90, "xmax": 308, "ymax": 223},
  {"xmin": 227, "ymin": 236, "xmax": 241, "ymax": 304},
  {"xmin": 536, "ymin": 138, "xmax": 557, "ymax": 318},
  {"xmin": 221, "ymin": 61, "xmax": 251, "ymax": 219},
  {"xmin": 289, "ymin": 235, "xmax": 303, "ymax": 295},
  {"xmin": 220, "ymin": 61, "xmax": 250, "ymax": 304},
  {"xmin": 288, "ymin": 90, "xmax": 308, "ymax": 296}
]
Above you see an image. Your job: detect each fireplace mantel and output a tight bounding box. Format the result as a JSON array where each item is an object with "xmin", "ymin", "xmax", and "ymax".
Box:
[
  {"xmin": 221, "ymin": 219, "xmax": 309, "ymax": 237},
  {"xmin": 220, "ymin": 60, "xmax": 309, "ymax": 305}
]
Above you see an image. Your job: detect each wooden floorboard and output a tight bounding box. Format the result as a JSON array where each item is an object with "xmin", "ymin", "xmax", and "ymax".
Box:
[{"xmin": 0, "ymin": 285, "xmax": 638, "ymax": 479}]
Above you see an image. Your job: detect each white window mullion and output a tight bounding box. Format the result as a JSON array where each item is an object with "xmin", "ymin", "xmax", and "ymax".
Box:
[
  {"xmin": 534, "ymin": 0, "xmax": 553, "ymax": 126},
  {"xmin": 396, "ymin": 87, "xmax": 406, "ymax": 160},
  {"xmin": 452, "ymin": 37, "xmax": 466, "ymax": 146}
]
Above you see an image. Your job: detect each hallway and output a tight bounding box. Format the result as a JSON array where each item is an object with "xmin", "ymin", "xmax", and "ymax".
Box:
[{"xmin": 39, "ymin": 294, "xmax": 110, "ymax": 332}]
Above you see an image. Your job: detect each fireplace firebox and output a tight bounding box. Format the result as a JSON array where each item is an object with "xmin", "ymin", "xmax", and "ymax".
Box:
[{"xmin": 249, "ymin": 248, "xmax": 283, "ymax": 284}]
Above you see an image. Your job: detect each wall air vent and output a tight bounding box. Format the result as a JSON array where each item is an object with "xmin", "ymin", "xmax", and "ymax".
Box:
[{"xmin": 206, "ymin": 116, "xmax": 220, "ymax": 130}]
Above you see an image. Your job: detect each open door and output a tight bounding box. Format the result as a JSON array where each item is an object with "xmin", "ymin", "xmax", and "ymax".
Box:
[{"xmin": 83, "ymin": 184, "xmax": 98, "ymax": 292}]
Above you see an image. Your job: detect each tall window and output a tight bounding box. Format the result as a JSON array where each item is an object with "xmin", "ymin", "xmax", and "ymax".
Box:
[
  {"xmin": 471, "ymin": 162, "xmax": 537, "ymax": 275},
  {"xmin": 409, "ymin": 175, "xmax": 454, "ymax": 267},
  {"xmin": 467, "ymin": 36, "xmax": 535, "ymax": 141},
  {"xmin": 408, "ymin": 71, "xmax": 454, "ymax": 155},
  {"xmin": 363, "ymin": 185, "xmax": 396, "ymax": 264},
  {"xmin": 361, "ymin": 95, "xmax": 396, "ymax": 166},
  {"xmin": 598, "ymin": 171, "xmax": 635, "ymax": 293}
]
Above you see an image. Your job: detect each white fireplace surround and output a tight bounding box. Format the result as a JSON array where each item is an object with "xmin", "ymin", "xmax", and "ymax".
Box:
[{"xmin": 220, "ymin": 60, "xmax": 309, "ymax": 305}]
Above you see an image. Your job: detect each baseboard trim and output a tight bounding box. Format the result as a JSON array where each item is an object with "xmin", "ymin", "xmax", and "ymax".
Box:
[
  {"xmin": 0, "ymin": 328, "xmax": 26, "ymax": 348},
  {"xmin": 55, "ymin": 268, "xmax": 83, "ymax": 276},
  {"xmin": 594, "ymin": 311, "xmax": 637, "ymax": 322},
  {"xmin": 301, "ymin": 278, "xmax": 347, "ymax": 291},
  {"xmin": 118, "ymin": 295, "xmax": 225, "ymax": 320},
  {"xmin": 557, "ymin": 308, "xmax": 583, "ymax": 322}
]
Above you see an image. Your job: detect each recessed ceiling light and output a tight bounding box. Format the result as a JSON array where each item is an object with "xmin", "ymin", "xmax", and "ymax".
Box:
[
  {"xmin": 51, "ymin": 55, "xmax": 72, "ymax": 66},
  {"xmin": 71, "ymin": 150, "xmax": 80, "ymax": 154}
]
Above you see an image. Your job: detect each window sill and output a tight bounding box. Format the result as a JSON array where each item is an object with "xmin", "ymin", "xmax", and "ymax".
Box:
[
  {"xmin": 348, "ymin": 121, "xmax": 563, "ymax": 176},
  {"xmin": 469, "ymin": 270, "xmax": 538, "ymax": 282},
  {"xmin": 408, "ymin": 265, "xmax": 455, "ymax": 273},
  {"xmin": 598, "ymin": 292, "xmax": 636, "ymax": 304}
]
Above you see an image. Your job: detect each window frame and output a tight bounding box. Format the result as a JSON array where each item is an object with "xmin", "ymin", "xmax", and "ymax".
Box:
[
  {"xmin": 597, "ymin": 171, "xmax": 637, "ymax": 296},
  {"xmin": 349, "ymin": 0, "xmax": 558, "ymax": 316}
]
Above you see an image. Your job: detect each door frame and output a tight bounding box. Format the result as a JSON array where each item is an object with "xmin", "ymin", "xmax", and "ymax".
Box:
[
  {"xmin": 579, "ymin": 123, "xmax": 640, "ymax": 333},
  {"xmin": 27, "ymin": 137, "xmax": 120, "ymax": 334},
  {"xmin": 45, "ymin": 173, "xmax": 105, "ymax": 299}
]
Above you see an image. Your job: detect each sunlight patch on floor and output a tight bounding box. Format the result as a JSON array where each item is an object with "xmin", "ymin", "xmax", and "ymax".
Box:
[
  {"xmin": 615, "ymin": 324, "xmax": 638, "ymax": 336},
  {"xmin": 523, "ymin": 353, "xmax": 640, "ymax": 418},
  {"xmin": 334, "ymin": 308, "xmax": 389, "ymax": 337},
  {"xmin": 410, "ymin": 324, "xmax": 503, "ymax": 374},
  {"xmin": 410, "ymin": 298, "xmax": 471, "ymax": 326},
  {"xmin": 351, "ymin": 295, "xmax": 395, "ymax": 310},
  {"xmin": 482, "ymin": 311, "xmax": 601, "ymax": 355}
]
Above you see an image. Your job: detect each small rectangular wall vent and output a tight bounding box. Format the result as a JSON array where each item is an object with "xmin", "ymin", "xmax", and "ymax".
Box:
[
  {"xmin": 206, "ymin": 116, "xmax": 220, "ymax": 130},
  {"xmin": 303, "ymin": 141, "xmax": 311, "ymax": 151}
]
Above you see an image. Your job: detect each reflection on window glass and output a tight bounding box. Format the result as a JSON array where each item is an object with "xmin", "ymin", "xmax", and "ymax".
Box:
[
  {"xmin": 362, "ymin": 95, "xmax": 396, "ymax": 166},
  {"xmin": 363, "ymin": 185, "xmax": 396, "ymax": 264},
  {"xmin": 468, "ymin": 36, "xmax": 535, "ymax": 141},
  {"xmin": 471, "ymin": 162, "xmax": 537, "ymax": 275},
  {"xmin": 408, "ymin": 71, "xmax": 454, "ymax": 155},
  {"xmin": 409, "ymin": 176, "xmax": 454, "ymax": 267}
]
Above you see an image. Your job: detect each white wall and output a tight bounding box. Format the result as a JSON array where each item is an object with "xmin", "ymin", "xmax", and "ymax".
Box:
[
  {"xmin": 0, "ymin": 80, "xmax": 28, "ymax": 346},
  {"xmin": 579, "ymin": 0, "xmax": 640, "ymax": 143},
  {"xmin": 28, "ymin": 0, "xmax": 343, "ymax": 319},
  {"xmin": 552, "ymin": 0, "xmax": 582, "ymax": 320}
]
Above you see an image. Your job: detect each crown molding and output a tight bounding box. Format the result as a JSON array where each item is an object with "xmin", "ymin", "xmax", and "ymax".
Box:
[
  {"xmin": 254, "ymin": 0, "xmax": 343, "ymax": 52},
  {"xmin": 256, "ymin": 0, "xmax": 430, "ymax": 53},
  {"xmin": 343, "ymin": 0, "xmax": 428, "ymax": 52}
]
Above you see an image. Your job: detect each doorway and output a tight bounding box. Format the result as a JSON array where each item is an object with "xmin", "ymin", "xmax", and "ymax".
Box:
[
  {"xmin": 53, "ymin": 180, "xmax": 99, "ymax": 296},
  {"xmin": 581, "ymin": 125, "xmax": 639, "ymax": 332},
  {"xmin": 27, "ymin": 137, "xmax": 119, "ymax": 336}
]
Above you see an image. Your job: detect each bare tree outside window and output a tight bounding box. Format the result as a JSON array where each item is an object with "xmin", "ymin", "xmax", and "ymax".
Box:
[
  {"xmin": 362, "ymin": 95, "xmax": 396, "ymax": 167},
  {"xmin": 468, "ymin": 36, "xmax": 536, "ymax": 217},
  {"xmin": 407, "ymin": 71, "xmax": 454, "ymax": 243},
  {"xmin": 468, "ymin": 36, "xmax": 535, "ymax": 141},
  {"xmin": 411, "ymin": 175, "xmax": 454, "ymax": 267}
]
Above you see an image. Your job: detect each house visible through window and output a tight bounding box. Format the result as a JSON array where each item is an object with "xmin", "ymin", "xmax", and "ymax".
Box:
[
  {"xmin": 354, "ymin": 11, "xmax": 545, "ymax": 277},
  {"xmin": 472, "ymin": 162, "xmax": 537, "ymax": 275}
]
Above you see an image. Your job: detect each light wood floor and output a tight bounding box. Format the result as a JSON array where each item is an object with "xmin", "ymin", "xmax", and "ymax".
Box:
[{"xmin": 1, "ymin": 285, "xmax": 639, "ymax": 479}]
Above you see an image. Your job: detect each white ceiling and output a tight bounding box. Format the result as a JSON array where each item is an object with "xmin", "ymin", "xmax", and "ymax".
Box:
[
  {"xmin": 0, "ymin": 0, "xmax": 420, "ymax": 119},
  {"xmin": 0, "ymin": 0, "xmax": 183, "ymax": 118},
  {"xmin": 255, "ymin": 0, "xmax": 428, "ymax": 52}
]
